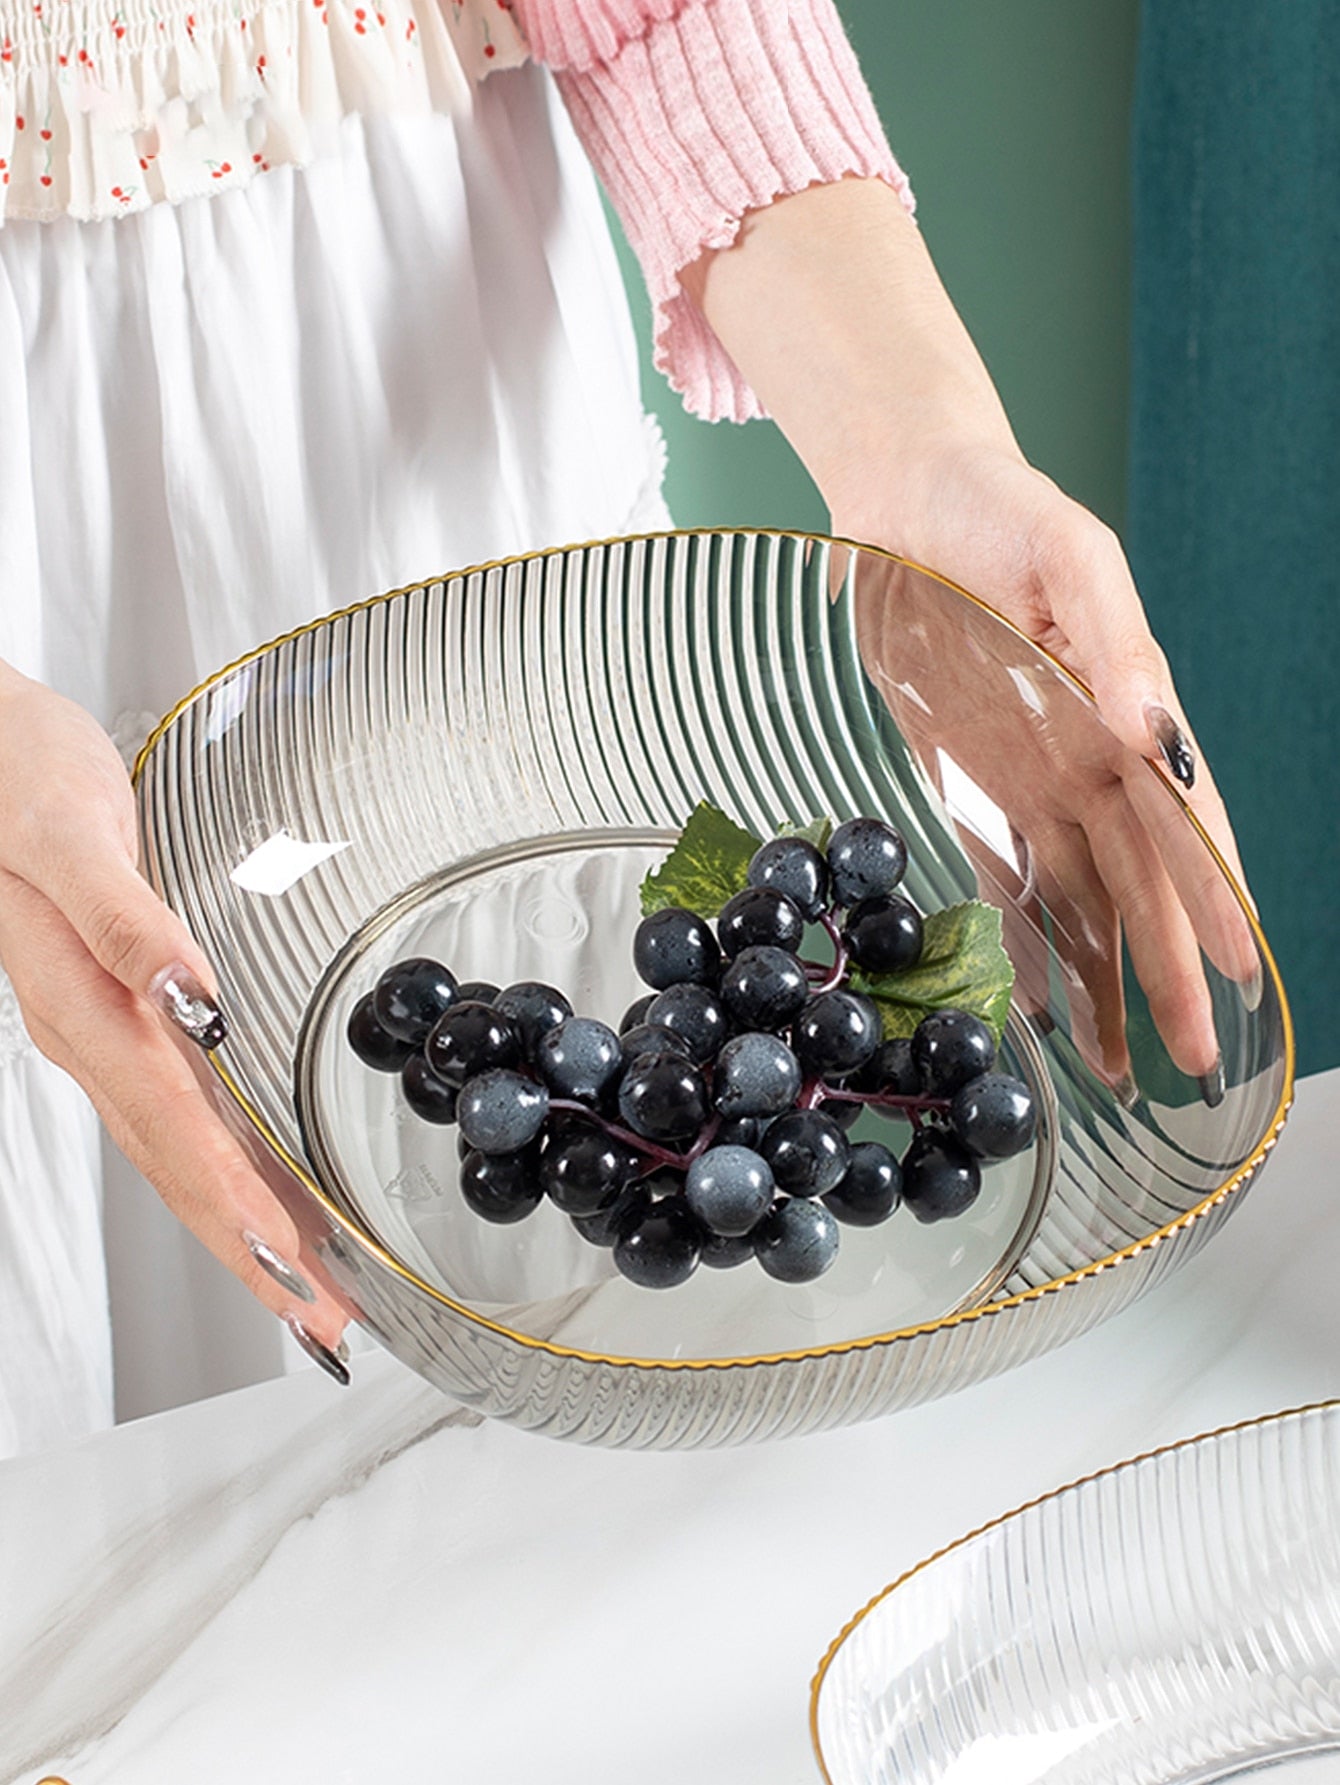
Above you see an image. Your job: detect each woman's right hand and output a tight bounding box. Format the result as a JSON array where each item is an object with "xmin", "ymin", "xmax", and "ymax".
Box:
[{"xmin": 0, "ymin": 661, "xmax": 350, "ymax": 1381}]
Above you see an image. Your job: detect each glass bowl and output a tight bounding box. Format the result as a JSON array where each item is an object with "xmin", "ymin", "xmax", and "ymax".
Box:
[
  {"xmin": 134, "ymin": 531, "xmax": 1291, "ymax": 1447},
  {"xmin": 811, "ymin": 1399, "xmax": 1340, "ymax": 1784}
]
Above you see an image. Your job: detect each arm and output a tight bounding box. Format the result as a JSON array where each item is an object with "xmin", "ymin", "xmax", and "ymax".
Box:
[{"xmin": 514, "ymin": 0, "xmax": 1257, "ymax": 1078}]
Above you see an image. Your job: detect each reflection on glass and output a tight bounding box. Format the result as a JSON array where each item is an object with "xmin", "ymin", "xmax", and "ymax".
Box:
[{"xmin": 135, "ymin": 532, "xmax": 1291, "ymax": 1447}]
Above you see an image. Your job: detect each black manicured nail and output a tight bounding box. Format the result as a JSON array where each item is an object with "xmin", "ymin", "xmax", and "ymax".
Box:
[
  {"xmin": 282, "ymin": 1313, "xmax": 351, "ymax": 1385},
  {"xmin": 245, "ymin": 1231, "xmax": 316, "ymax": 1303},
  {"xmin": 1030, "ymin": 1008, "xmax": 1056, "ymax": 1038},
  {"xmin": 1113, "ymin": 1071, "xmax": 1140, "ymax": 1112},
  {"xmin": 149, "ymin": 963, "xmax": 228, "ymax": 1050},
  {"xmin": 1146, "ymin": 705, "xmax": 1196, "ymax": 789},
  {"xmin": 1198, "ymin": 1056, "xmax": 1225, "ymax": 1110}
]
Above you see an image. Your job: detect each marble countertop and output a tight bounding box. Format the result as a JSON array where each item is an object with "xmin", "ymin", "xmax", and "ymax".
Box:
[{"xmin": 4, "ymin": 1068, "xmax": 1337, "ymax": 1785}]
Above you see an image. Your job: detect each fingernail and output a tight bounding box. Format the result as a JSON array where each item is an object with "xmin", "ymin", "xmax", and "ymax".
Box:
[
  {"xmin": 148, "ymin": 963, "xmax": 227, "ymax": 1050},
  {"xmin": 1198, "ymin": 1055, "xmax": 1226, "ymax": 1109},
  {"xmin": 334, "ymin": 1335, "xmax": 350, "ymax": 1366},
  {"xmin": 1113, "ymin": 1070, "xmax": 1141, "ymax": 1112},
  {"xmin": 245, "ymin": 1231, "xmax": 316, "ymax": 1303},
  {"xmin": 282, "ymin": 1312, "xmax": 351, "ymax": 1385},
  {"xmin": 1030, "ymin": 1008, "xmax": 1056, "ymax": 1038},
  {"xmin": 1242, "ymin": 963, "xmax": 1264, "ymax": 1013},
  {"xmin": 1146, "ymin": 704, "xmax": 1196, "ymax": 789}
]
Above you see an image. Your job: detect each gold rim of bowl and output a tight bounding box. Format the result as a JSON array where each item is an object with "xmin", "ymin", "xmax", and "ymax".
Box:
[
  {"xmin": 132, "ymin": 529, "xmax": 1296, "ymax": 1374},
  {"xmin": 807, "ymin": 1395, "xmax": 1339, "ymax": 1783}
]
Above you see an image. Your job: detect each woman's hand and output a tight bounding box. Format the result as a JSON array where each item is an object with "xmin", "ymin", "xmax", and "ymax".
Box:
[
  {"xmin": 0, "ymin": 662, "xmax": 350, "ymax": 1379},
  {"xmin": 681, "ymin": 178, "xmax": 1260, "ymax": 1083}
]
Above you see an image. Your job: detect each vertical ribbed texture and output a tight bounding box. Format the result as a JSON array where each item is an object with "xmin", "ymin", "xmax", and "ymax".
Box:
[
  {"xmin": 815, "ymin": 1403, "xmax": 1340, "ymax": 1784},
  {"xmin": 513, "ymin": 0, "xmax": 913, "ymax": 421},
  {"xmin": 133, "ymin": 531, "xmax": 1288, "ymax": 1449}
]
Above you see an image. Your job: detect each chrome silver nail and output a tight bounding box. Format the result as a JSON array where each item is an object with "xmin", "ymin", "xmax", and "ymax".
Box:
[
  {"xmin": 148, "ymin": 963, "xmax": 227, "ymax": 1050},
  {"xmin": 1113, "ymin": 1071, "xmax": 1141, "ymax": 1112},
  {"xmin": 1242, "ymin": 963, "xmax": 1264, "ymax": 1013},
  {"xmin": 245, "ymin": 1231, "xmax": 315, "ymax": 1303},
  {"xmin": 1146, "ymin": 704, "xmax": 1196, "ymax": 789},
  {"xmin": 1199, "ymin": 1056, "xmax": 1226, "ymax": 1109},
  {"xmin": 282, "ymin": 1313, "xmax": 351, "ymax": 1386},
  {"xmin": 333, "ymin": 1335, "xmax": 350, "ymax": 1366}
]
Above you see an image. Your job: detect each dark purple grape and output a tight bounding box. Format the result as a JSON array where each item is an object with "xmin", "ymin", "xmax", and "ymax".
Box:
[
  {"xmin": 570, "ymin": 1181, "xmax": 652, "ymax": 1248},
  {"xmin": 401, "ymin": 1051, "xmax": 459, "ymax": 1124},
  {"xmin": 645, "ymin": 984, "xmax": 728, "ymax": 1066},
  {"xmin": 457, "ymin": 1070, "xmax": 549, "ymax": 1154},
  {"xmin": 619, "ymin": 1023, "xmax": 694, "ymax": 1068},
  {"xmin": 540, "ymin": 1121, "xmax": 641, "ymax": 1215},
  {"xmin": 746, "ymin": 836, "xmax": 830, "ymax": 920},
  {"xmin": 715, "ymin": 1114, "xmax": 765, "ymax": 1149},
  {"xmin": 854, "ymin": 1037, "xmax": 922, "ymax": 1100},
  {"xmin": 685, "ymin": 1145, "xmax": 775, "ymax": 1236},
  {"xmin": 754, "ymin": 1198, "xmax": 840, "ymax": 1283},
  {"xmin": 792, "ymin": 990, "xmax": 881, "ymax": 1079},
  {"xmin": 714, "ymin": 1031, "xmax": 802, "ymax": 1119},
  {"xmin": 492, "ymin": 982, "xmax": 573, "ymax": 1056},
  {"xmin": 346, "ymin": 992, "xmax": 415, "ymax": 1071},
  {"xmin": 757, "ymin": 1110, "xmax": 851, "ymax": 1198},
  {"xmin": 699, "ymin": 1229, "xmax": 756, "ymax": 1270},
  {"xmin": 949, "ymin": 1073, "xmax": 1036, "ymax": 1160},
  {"xmin": 424, "ymin": 1001, "xmax": 522, "ymax": 1088},
  {"xmin": 912, "ymin": 1010, "xmax": 997, "ymax": 1097},
  {"xmin": 719, "ymin": 945, "xmax": 809, "ymax": 1032},
  {"xmin": 823, "ymin": 1141, "xmax": 902, "ymax": 1226},
  {"xmin": 842, "ymin": 895, "xmax": 924, "ymax": 973},
  {"xmin": 901, "ymin": 1130, "xmax": 982, "ymax": 1223},
  {"xmin": 617, "ymin": 1053, "xmax": 710, "ymax": 1143},
  {"xmin": 455, "ymin": 980, "xmax": 500, "ymax": 1004},
  {"xmin": 459, "ymin": 1148, "xmax": 544, "ymax": 1223},
  {"xmin": 371, "ymin": 957, "xmax": 459, "ymax": 1045},
  {"xmin": 827, "ymin": 819, "xmax": 908, "ymax": 906},
  {"xmin": 534, "ymin": 1017, "xmax": 623, "ymax": 1102},
  {"xmin": 717, "ymin": 887, "xmax": 806, "ymax": 960},
  {"xmin": 613, "ymin": 1198, "xmax": 703, "ymax": 1288},
  {"xmin": 619, "ymin": 994, "xmax": 657, "ymax": 1035},
  {"xmin": 633, "ymin": 908, "xmax": 722, "ymax": 990}
]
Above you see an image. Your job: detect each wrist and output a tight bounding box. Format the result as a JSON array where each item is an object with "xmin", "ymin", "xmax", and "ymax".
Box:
[{"xmin": 682, "ymin": 178, "xmax": 1019, "ymax": 522}]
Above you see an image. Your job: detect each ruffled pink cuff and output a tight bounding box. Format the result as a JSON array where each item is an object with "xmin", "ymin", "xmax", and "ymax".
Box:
[{"xmin": 511, "ymin": 0, "xmax": 914, "ymax": 422}]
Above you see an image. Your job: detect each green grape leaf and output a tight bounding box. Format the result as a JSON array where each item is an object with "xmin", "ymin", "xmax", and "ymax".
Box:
[
  {"xmin": 776, "ymin": 815, "xmax": 834, "ymax": 853},
  {"xmin": 640, "ymin": 802, "xmax": 764, "ymax": 918},
  {"xmin": 850, "ymin": 900, "xmax": 1015, "ymax": 1042}
]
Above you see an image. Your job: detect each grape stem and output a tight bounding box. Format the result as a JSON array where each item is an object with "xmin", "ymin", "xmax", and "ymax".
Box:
[
  {"xmin": 799, "ymin": 1076, "xmax": 949, "ymax": 1127},
  {"xmin": 547, "ymin": 1075, "xmax": 949, "ymax": 1174},
  {"xmin": 812, "ymin": 910, "xmax": 849, "ymax": 995},
  {"xmin": 547, "ymin": 1098, "xmax": 722, "ymax": 1174}
]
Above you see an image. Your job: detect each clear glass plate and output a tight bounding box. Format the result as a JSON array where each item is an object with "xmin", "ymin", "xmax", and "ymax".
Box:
[
  {"xmin": 811, "ymin": 1401, "xmax": 1340, "ymax": 1784},
  {"xmin": 134, "ymin": 531, "xmax": 1292, "ymax": 1445}
]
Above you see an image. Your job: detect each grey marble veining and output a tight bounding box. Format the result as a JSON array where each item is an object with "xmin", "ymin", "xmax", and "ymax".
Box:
[{"xmin": 0, "ymin": 1360, "xmax": 474, "ymax": 1778}]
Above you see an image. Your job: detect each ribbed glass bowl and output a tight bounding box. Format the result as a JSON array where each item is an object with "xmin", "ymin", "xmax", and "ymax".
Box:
[
  {"xmin": 134, "ymin": 530, "xmax": 1291, "ymax": 1447},
  {"xmin": 811, "ymin": 1400, "xmax": 1340, "ymax": 1784}
]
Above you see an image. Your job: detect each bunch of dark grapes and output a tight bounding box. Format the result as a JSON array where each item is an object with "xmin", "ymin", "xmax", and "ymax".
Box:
[{"xmin": 347, "ymin": 819, "xmax": 1035, "ymax": 1289}]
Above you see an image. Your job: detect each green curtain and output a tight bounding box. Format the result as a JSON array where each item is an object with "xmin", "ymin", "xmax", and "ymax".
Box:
[{"xmin": 1128, "ymin": 0, "xmax": 1340, "ymax": 1074}]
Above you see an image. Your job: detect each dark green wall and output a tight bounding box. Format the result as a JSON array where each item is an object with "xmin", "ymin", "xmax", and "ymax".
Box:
[
  {"xmin": 606, "ymin": 0, "xmax": 1142, "ymax": 535},
  {"xmin": 1127, "ymin": 3, "xmax": 1340, "ymax": 1076}
]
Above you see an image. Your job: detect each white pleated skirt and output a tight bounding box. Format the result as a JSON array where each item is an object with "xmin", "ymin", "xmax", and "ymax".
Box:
[{"xmin": 0, "ymin": 65, "xmax": 671, "ymax": 1457}]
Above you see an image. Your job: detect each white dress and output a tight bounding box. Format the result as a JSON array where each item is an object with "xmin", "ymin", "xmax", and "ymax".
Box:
[{"xmin": 0, "ymin": 0, "xmax": 670, "ymax": 1456}]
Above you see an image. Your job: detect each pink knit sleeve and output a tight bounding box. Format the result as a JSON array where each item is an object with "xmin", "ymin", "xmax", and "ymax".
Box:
[{"xmin": 509, "ymin": 0, "xmax": 914, "ymax": 422}]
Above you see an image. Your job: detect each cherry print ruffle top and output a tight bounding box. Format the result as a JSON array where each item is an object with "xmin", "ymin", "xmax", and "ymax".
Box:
[{"xmin": 0, "ymin": 0, "xmax": 911, "ymax": 419}]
